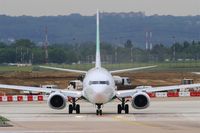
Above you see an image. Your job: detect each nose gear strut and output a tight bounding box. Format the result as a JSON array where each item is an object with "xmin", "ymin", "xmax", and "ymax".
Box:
[{"xmin": 96, "ymin": 104, "xmax": 103, "ymax": 115}]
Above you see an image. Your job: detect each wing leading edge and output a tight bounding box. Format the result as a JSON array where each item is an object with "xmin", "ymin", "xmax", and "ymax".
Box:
[
  {"xmin": 110, "ymin": 65, "xmax": 157, "ymax": 74},
  {"xmin": 0, "ymin": 84, "xmax": 82, "ymax": 98},
  {"xmin": 39, "ymin": 66, "xmax": 87, "ymax": 73},
  {"xmin": 116, "ymin": 83, "xmax": 200, "ymax": 98}
]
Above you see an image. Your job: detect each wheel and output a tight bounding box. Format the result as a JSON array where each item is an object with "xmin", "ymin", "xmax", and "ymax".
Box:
[
  {"xmin": 125, "ymin": 104, "xmax": 129, "ymax": 114},
  {"xmin": 99, "ymin": 110, "xmax": 102, "ymax": 115},
  {"xmin": 76, "ymin": 104, "xmax": 80, "ymax": 114},
  {"xmin": 69, "ymin": 104, "xmax": 73, "ymax": 114},
  {"xmin": 117, "ymin": 104, "xmax": 122, "ymax": 114},
  {"xmin": 96, "ymin": 110, "xmax": 99, "ymax": 115}
]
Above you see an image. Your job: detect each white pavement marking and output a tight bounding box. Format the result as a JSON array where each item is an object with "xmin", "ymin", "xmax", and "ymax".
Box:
[
  {"xmin": 0, "ymin": 131, "xmax": 100, "ymax": 133},
  {"xmin": 75, "ymin": 115, "xmax": 86, "ymax": 118}
]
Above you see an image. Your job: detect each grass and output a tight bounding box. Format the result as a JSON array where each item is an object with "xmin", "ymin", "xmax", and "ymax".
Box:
[
  {"xmin": 0, "ymin": 61, "xmax": 200, "ymax": 72},
  {"xmin": 0, "ymin": 66, "xmax": 32, "ymax": 72},
  {"xmin": 0, "ymin": 116, "xmax": 11, "ymax": 127},
  {"xmin": 41, "ymin": 61, "xmax": 200, "ymax": 72}
]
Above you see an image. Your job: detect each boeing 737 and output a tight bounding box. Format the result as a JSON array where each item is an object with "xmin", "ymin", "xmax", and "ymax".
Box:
[{"xmin": 0, "ymin": 11, "xmax": 200, "ymax": 115}]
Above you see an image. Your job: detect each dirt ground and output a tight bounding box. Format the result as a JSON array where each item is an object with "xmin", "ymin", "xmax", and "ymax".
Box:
[{"xmin": 0, "ymin": 71, "xmax": 200, "ymax": 94}]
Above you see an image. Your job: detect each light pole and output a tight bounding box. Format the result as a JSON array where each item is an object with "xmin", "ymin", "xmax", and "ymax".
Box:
[
  {"xmin": 172, "ymin": 36, "xmax": 176, "ymax": 61},
  {"xmin": 131, "ymin": 47, "xmax": 133, "ymax": 63}
]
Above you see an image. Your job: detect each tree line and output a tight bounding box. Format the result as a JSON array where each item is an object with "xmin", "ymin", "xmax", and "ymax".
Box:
[
  {"xmin": 0, "ymin": 39, "xmax": 200, "ymax": 64},
  {"xmin": 0, "ymin": 14, "xmax": 199, "ymax": 45}
]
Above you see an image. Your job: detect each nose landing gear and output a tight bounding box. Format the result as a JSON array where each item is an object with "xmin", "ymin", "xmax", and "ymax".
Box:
[{"xmin": 96, "ymin": 104, "xmax": 103, "ymax": 115}]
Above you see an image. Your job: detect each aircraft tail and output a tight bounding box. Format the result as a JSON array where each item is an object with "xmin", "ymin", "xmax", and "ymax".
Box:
[{"xmin": 95, "ymin": 10, "xmax": 101, "ymax": 68}]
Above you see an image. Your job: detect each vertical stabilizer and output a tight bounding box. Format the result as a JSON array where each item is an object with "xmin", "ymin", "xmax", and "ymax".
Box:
[{"xmin": 95, "ymin": 10, "xmax": 101, "ymax": 68}]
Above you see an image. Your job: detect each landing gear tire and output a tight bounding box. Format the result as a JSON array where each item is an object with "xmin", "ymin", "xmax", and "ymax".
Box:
[
  {"xmin": 69, "ymin": 104, "xmax": 73, "ymax": 114},
  {"xmin": 96, "ymin": 110, "xmax": 99, "ymax": 115},
  {"xmin": 96, "ymin": 104, "xmax": 103, "ymax": 115},
  {"xmin": 99, "ymin": 110, "xmax": 102, "ymax": 115},
  {"xmin": 117, "ymin": 98, "xmax": 129, "ymax": 114},
  {"xmin": 96, "ymin": 109, "xmax": 102, "ymax": 115},
  {"xmin": 76, "ymin": 104, "xmax": 80, "ymax": 114},
  {"xmin": 68, "ymin": 98, "xmax": 81, "ymax": 114},
  {"xmin": 125, "ymin": 104, "xmax": 129, "ymax": 114},
  {"xmin": 117, "ymin": 104, "xmax": 122, "ymax": 114}
]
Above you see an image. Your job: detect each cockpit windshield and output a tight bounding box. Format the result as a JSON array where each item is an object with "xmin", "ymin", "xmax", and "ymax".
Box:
[{"xmin": 89, "ymin": 81, "xmax": 109, "ymax": 85}]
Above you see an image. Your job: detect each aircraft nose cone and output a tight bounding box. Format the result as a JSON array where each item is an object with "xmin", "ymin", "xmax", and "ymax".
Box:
[
  {"xmin": 94, "ymin": 93, "xmax": 104, "ymax": 101},
  {"xmin": 85, "ymin": 86, "xmax": 114, "ymax": 104},
  {"xmin": 92, "ymin": 87, "xmax": 110, "ymax": 104}
]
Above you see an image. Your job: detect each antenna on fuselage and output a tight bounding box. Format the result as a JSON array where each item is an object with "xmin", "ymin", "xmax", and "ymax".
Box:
[{"xmin": 95, "ymin": 9, "xmax": 101, "ymax": 68}]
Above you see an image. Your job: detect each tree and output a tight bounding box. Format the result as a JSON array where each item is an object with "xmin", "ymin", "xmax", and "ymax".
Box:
[
  {"xmin": 151, "ymin": 44, "xmax": 169, "ymax": 61},
  {"xmin": 0, "ymin": 48, "xmax": 15, "ymax": 63},
  {"xmin": 48, "ymin": 48, "xmax": 67, "ymax": 63},
  {"xmin": 32, "ymin": 48, "xmax": 44, "ymax": 64},
  {"xmin": 0, "ymin": 42, "xmax": 6, "ymax": 48},
  {"xmin": 13, "ymin": 39, "xmax": 35, "ymax": 48},
  {"xmin": 124, "ymin": 40, "xmax": 133, "ymax": 48}
]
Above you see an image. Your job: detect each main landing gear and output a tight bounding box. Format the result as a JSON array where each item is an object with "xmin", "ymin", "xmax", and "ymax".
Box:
[
  {"xmin": 96, "ymin": 104, "xmax": 103, "ymax": 115},
  {"xmin": 68, "ymin": 98, "xmax": 80, "ymax": 114},
  {"xmin": 117, "ymin": 98, "xmax": 129, "ymax": 114}
]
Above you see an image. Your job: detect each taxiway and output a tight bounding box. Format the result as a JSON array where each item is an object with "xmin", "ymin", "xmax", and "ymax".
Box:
[{"xmin": 0, "ymin": 97, "xmax": 200, "ymax": 133}]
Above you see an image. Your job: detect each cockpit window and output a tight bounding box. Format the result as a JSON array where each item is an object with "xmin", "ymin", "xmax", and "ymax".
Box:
[
  {"xmin": 89, "ymin": 81, "xmax": 109, "ymax": 85},
  {"xmin": 90, "ymin": 81, "xmax": 99, "ymax": 84}
]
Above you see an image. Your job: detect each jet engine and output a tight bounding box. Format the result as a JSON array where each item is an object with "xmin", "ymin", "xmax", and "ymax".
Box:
[
  {"xmin": 131, "ymin": 92, "xmax": 150, "ymax": 109},
  {"xmin": 47, "ymin": 92, "xmax": 67, "ymax": 110}
]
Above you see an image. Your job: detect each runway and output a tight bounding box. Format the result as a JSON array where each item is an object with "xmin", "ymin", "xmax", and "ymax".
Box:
[{"xmin": 0, "ymin": 97, "xmax": 200, "ymax": 133}]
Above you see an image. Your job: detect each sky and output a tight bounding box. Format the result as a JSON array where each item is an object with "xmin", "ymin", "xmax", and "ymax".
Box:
[{"xmin": 0, "ymin": 0, "xmax": 199, "ymax": 16}]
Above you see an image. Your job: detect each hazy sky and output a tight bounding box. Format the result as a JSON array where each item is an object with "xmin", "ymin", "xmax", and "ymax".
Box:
[{"xmin": 0, "ymin": 0, "xmax": 199, "ymax": 16}]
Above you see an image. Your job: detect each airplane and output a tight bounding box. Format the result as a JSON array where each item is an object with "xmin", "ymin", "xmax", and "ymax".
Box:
[{"xmin": 1, "ymin": 10, "xmax": 200, "ymax": 115}]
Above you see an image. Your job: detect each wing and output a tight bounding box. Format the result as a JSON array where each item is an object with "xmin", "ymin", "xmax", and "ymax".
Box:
[
  {"xmin": 110, "ymin": 65, "xmax": 157, "ymax": 74},
  {"xmin": 61, "ymin": 90, "xmax": 82, "ymax": 98},
  {"xmin": 116, "ymin": 83, "xmax": 200, "ymax": 98},
  {"xmin": 0, "ymin": 84, "xmax": 82, "ymax": 98},
  {"xmin": 192, "ymin": 72, "xmax": 200, "ymax": 75},
  {"xmin": 39, "ymin": 66, "xmax": 87, "ymax": 74}
]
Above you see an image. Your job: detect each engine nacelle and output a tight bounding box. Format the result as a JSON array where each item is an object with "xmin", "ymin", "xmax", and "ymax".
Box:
[
  {"xmin": 131, "ymin": 92, "xmax": 150, "ymax": 109},
  {"xmin": 47, "ymin": 92, "xmax": 67, "ymax": 110}
]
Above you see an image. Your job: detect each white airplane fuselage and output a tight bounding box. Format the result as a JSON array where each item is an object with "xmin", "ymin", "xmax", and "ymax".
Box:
[{"xmin": 83, "ymin": 67, "xmax": 116, "ymax": 104}]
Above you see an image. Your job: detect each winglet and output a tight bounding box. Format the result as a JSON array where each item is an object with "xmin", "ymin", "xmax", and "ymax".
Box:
[{"xmin": 95, "ymin": 9, "xmax": 101, "ymax": 68}]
